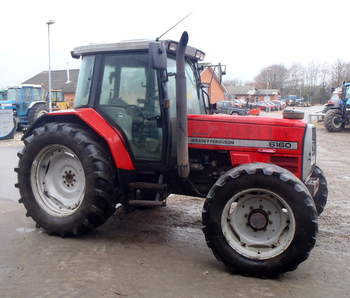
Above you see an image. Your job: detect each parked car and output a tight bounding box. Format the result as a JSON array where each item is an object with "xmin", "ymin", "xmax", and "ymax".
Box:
[
  {"xmin": 216, "ymin": 100, "xmax": 249, "ymax": 115},
  {"xmin": 256, "ymin": 101, "xmax": 268, "ymax": 111},
  {"xmin": 272, "ymin": 100, "xmax": 285, "ymax": 110}
]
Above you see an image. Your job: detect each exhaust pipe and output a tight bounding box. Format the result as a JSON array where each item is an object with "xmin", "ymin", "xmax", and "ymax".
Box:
[{"xmin": 176, "ymin": 31, "xmax": 190, "ymax": 178}]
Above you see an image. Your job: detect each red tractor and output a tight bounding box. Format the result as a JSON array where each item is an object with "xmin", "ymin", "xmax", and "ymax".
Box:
[{"xmin": 16, "ymin": 32, "xmax": 327, "ymax": 277}]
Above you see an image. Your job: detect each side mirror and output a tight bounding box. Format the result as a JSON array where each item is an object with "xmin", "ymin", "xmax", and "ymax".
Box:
[{"xmin": 149, "ymin": 42, "xmax": 167, "ymax": 70}]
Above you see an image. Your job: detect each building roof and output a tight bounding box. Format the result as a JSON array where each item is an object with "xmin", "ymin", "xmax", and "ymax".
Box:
[
  {"xmin": 224, "ymin": 85, "xmax": 257, "ymax": 96},
  {"xmin": 257, "ymin": 89, "xmax": 280, "ymax": 96},
  {"xmin": 225, "ymin": 85, "xmax": 280, "ymax": 96},
  {"xmin": 22, "ymin": 69, "xmax": 79, "ymax": 93}
]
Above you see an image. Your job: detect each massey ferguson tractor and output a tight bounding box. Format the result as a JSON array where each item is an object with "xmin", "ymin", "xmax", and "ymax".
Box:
[{"xmin": 16, "ymin": 32, "xmax": 328, "ymax": 278}]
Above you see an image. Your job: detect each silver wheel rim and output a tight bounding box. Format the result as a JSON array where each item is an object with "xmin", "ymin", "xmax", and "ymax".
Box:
[
  {"xmin": 221, "ymin": 188, "xmax": 296, "ymax": 260},
  {"xmin": 30, "ymin": 144, "xmax": 86, "ymax": 217}
]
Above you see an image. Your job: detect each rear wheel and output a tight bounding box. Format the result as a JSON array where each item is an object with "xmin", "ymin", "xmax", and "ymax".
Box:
[
  {"xmin": 202, "ymin": 163, "xmax": 317, "ymax": 277},
  {"xmin": 28, "ymin": 103, "xmax": 48, "ymax": 125},
  {"xmin": 16, "ymin": 122, "xmax": 117, "ymax": 236},
  {"xmin": 324, "ymin": 109, "xmax": 343, "ymax": 132}
]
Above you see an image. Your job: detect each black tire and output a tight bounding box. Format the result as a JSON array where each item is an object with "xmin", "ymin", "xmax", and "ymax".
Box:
[
  {"xmin": 202, "ymin": 163, "xmax": 318, "ymax": 278},
  {"xmin": 324, "ymin": 109, "xmax": 343, "ymax": 132},
  {"xmin": 231, "ymin": 111, "xmax": 239, "ymax": 115},
  {"xmin": 311, "ymin": 166, "xmax": 328, "ymax": 215},
  {"xmin": 27, "ymin": 103, "xmax": 48, "ymax": 125},
  {"xmin": 15, "ymin": 122, "xmax": 117, "ymax": 237}
]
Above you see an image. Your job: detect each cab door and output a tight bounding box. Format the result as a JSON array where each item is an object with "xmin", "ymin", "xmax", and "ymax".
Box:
[{"xmin": 96, "ymin": 53, "xmax": 164, "ymax": 168}]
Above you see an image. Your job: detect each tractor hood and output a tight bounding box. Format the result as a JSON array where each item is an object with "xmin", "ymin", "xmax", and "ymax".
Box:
[
  {"xmin": 188, "ymin": 113, "xmax": 307, "ymax": 160},
  {"xmin": 188, "ymin": 114, "xmax": 306, "ymax": 128}
]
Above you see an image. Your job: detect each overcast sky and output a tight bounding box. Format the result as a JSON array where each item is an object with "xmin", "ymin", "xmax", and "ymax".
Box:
[{"xmin": 1, "ymin": 0, "xmax": 350, "ymax": 88}]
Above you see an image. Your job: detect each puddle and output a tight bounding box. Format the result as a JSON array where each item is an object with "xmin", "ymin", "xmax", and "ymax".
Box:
[{"xmin": 16, "ymin": 227, "xmax": 36, "ymax": 233}]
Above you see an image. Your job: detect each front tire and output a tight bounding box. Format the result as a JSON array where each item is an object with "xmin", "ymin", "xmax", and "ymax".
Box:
[
  {"xmin": 202, "ymin": 163, "xmax": 318, "ymax": 278},
  {"xmin": 324, "ymin": 109, "xmax": 343, "ymax": 132},
  {"xmin": 311, "ymin": 166, "xmax": 328, "ymax": 215},
  {"xmin": 16, "ymin": 122, "xmax": 117, "ymax": 236}
]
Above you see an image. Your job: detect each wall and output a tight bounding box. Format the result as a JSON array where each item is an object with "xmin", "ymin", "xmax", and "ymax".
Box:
[{"xmin": 200, "ymin": 69, "xmax": 225, "ymax": 104}]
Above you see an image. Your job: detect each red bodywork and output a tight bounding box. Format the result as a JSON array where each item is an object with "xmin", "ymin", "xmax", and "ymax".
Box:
[
  {"xmin": 188, "ymin": 114, "xmax": 306, "ymax": 178},
  {"xmin": 47, "ymin": 109, "xmax": 306, "ymax": 178},
  {"xmin": 48, "ymin": 108, "xmax": 135, "ymax": 170}
]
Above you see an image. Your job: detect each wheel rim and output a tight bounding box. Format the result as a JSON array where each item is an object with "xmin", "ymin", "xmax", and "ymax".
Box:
[
  {"xmin": 30, "ymin": 144, "xmax": 86, "ymax": 217},
  {"xmin": 221, "ymin": 188, "xmax": 296, "ymax": 260},
  {"xmin": 332, "ymin": 115, "xmax": 342, "ymax": 128}
]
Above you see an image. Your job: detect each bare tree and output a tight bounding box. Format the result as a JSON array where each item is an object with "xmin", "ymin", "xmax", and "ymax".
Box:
[
  {"xmin": 254, "ymin": 64, "xmax": 288, "ymax": 90},
  {"xmin": 223, "ymin": 79, "xmax": 244, "ymax": 88}
]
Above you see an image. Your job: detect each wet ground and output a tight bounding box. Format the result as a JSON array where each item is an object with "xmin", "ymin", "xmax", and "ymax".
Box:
[{"xmin": 0, "ymin": 110, "xmax": 350, "ymax": 298}]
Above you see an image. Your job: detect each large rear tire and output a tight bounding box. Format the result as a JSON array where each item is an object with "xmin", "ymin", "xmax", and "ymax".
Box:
[
  {"xmin": 311, "ymin": 166, "xmax": 328, "ymax": 215},
  {"xmin": 202, "ymin": 163, "xmax": 318, "ymax": 278},
  {"xmin": 16, "ymin": 122, "xmax": 117, "ymax": 237},
  {"xmin": 324, "ymin": 109, "xmax": 343, "ymax": 132}
]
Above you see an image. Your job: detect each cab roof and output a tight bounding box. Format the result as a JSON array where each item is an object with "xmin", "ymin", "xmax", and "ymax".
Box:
[{"xmin": 71, "ymin": 39, "xmax": 205, "ymax": 61}]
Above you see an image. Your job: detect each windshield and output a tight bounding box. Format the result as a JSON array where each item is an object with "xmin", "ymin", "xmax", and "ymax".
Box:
[
  {"xmin": 7, "ymin": 88, "xmax": 19, "ymax": 101},
  {"xmin": 74, "ymin": 55, "xmax": 95, "ymax": 108},
  {"xmin": 167, "ymin": 58, "xmax": 204, "ymax": 118},
  {"xmin": 32, "ymin": 88, "xmax": 42, "ymax": 100},
  {"xmin": 0, "ymin": 92, "xmax": 6, "ymax": 101}
]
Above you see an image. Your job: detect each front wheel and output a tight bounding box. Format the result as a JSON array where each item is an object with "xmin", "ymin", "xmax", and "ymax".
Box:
[
  {"xmin": 202, "ymin": 163, "xmax": 318, "ymax": 278},
  {"xmin": 311, "ymin": 166, "xmax": 328, "ymax": 215}
]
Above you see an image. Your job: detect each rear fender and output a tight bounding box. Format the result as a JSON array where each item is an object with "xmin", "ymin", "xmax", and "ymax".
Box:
[
  {"xmin": 24, "ymin": 108, "xmax": 135, "ymax": 170},
  {"xmin": 28, "ymin": 101, "xmax": 47, "ymax": 109}
]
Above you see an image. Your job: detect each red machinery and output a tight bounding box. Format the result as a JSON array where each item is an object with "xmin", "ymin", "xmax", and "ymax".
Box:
[{"xmin": 16, "ymin": 32, "xmax": 327, "ymax": 278}]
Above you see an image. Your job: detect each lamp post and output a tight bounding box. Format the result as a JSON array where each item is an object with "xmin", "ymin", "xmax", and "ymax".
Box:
[{"xmin": 46, "ymin": 20, "xmax": 55, "ymax": 112}]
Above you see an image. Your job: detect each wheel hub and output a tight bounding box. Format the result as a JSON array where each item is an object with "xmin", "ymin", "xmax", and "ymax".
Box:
[
  {"xmin": 248, "ymin": 209, "xmax": 268, "ymax": 231},
  {"xmin": 62, "ymin": 170, "xmax": 77, "ymax": 188}
]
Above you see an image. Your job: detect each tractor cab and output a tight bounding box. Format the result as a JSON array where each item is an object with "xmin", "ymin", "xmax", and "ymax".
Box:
[
  {"xmin": 342, "ymin": 82, "xmax": 350, "ymax": 107},
  {"xmin": 49, "ymin": 89, "xmax": 69, "ymax": 110},
  {"xmin": 71, "ymin": 38, "xmax": 206, "ymax": 171},
  {"xmin": 0, "ymin": 89, "xmax": 7, "ymax": 101}
]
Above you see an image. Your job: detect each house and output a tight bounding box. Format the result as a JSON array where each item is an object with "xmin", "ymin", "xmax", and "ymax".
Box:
[
  {"xmin": 200, "ymin": 67, "xmax": 226, "ymax": 104},
  {"xmin": 224, "ymin": 85, "xmax": 280, "ymax": 102},
  {"xmin": 22, "ymin": 69, "xmax": 79, "ymax": 100}
]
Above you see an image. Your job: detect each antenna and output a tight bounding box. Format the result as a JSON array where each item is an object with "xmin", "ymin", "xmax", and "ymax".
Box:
[{"xmin": 156, "ymin": 11, "xmax": 193, "ymax": 41}]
